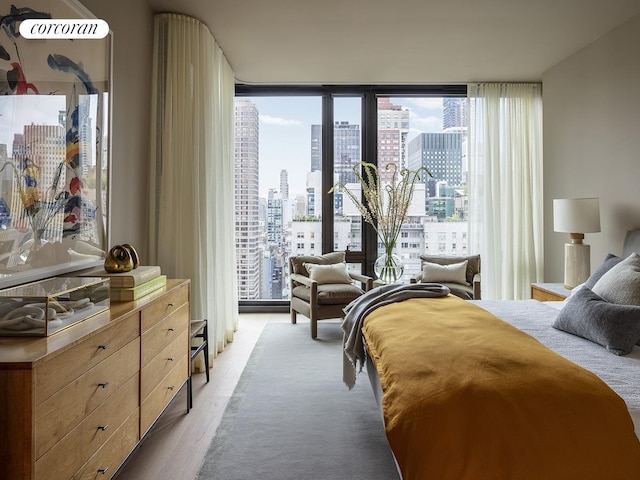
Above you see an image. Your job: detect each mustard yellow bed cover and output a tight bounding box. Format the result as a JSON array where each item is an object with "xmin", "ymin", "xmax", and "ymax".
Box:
[{"xmin": 362, "ymin": 295, "xmax": 640, "ymax": 480}]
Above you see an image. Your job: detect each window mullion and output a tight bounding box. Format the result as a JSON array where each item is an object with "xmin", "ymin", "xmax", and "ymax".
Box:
[{"xmin": 321, "ymin": 93, "xmax": 334, "ymax": 254}]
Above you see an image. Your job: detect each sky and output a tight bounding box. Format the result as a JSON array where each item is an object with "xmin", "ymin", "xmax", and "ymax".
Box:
[{"xmin": 240, "ymin": 96, "xmax": 446, "ymax": 198}]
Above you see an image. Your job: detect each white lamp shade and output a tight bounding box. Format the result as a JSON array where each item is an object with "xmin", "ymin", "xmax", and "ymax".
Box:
[{"xmin": 553, "ymin": 198, "xmax": 601, "ymax": 234}]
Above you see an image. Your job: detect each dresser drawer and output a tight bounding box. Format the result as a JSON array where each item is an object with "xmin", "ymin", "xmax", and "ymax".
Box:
[
  {"xmin": 35, "ymin": 337, "xmax": 140, "ymax": 459},
  {"xmin": 141, "ymin": 284, "xmax": 188, "ymax": 333},
  {"xmin": 71, "ymin": 410, "xmax": 139, "ymax": 480},
  {"xmin": 141, "ymin": 328, "xmax": 188, "ymax": 401},
  {"xmin": 141, "ymin": 302, "xmax": 188, "ymax": 367},
  {"xmin": 35, "ymin": 313, "xmax": 139, "ymax": 404},
  {"xmin": 140, "ymin": 355, "xmax": 188, "ymax": 435},
  {"xmin": 35, "ymin": 374, "xmax": 139, "ymax": 480}
]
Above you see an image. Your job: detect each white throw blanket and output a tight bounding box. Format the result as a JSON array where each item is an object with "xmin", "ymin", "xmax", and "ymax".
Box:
[{"xmin": 341, "ymin": 282, "xmax": 450, "ymax": 389}]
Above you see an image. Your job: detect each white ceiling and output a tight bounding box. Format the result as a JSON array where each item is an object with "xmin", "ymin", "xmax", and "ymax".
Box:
[{"xmin": 145, "ymin": 0, "xmax": 640, "ymax": 85}]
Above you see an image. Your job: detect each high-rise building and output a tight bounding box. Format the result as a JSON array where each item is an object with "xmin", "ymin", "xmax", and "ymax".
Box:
[
  {"xmin": 377, "ymin": 98, "xmax": 410, "ymax": 183},
  {"xmin": 310, "ymin": 124, "xmax": 321, "ymax": 172},
  {"xmin": 407, "ymin": 132, "xmax": 463, "ymax": 190},
  {"xmin": 312, "ymin": 121, "xmax": 360, "ymax": 184},
  {"xmin": 443, "ymin": 98, "xmax": 467, "ymax": 132},
  {"xmin": 334, "ymin": 121, "xmax": 360, "ymax": 184},
  {"xmin": 279, "ymin": 169, "xmax": 289, "ymax": 199},
  {"xmin": 305, "ymin": 170, "xmax": 322, "ymax": 217},
  {"xmin": 234, "ymin": 99, "xmax": 261, "ymax": 300},
  {"xmin": 267, "ymin": 188, "xmax": 283, "ymax": 244}
]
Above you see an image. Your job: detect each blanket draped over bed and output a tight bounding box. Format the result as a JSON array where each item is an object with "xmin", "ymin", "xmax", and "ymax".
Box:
[
  {"xmin": 342, "ymin": 282, "xmax": 450, "ymax": 389},
  {"xmin": 361, "ymin": 294, "xmax": 640, "ymax": 480}
]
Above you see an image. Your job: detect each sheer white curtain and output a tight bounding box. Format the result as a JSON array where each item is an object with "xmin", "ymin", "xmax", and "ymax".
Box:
[
  {"xmin": 149, "ymin": 13, "xmax": 238, "ymax": 360},
  {"xmin": 468, "ymin": 83, "xmax": 544, "ymax": 300}
]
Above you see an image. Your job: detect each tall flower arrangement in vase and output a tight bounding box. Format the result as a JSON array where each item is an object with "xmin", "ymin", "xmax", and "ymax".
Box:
[{"xmin": 331, "ymin": 161, "xmax": 431, "ymax": 283}]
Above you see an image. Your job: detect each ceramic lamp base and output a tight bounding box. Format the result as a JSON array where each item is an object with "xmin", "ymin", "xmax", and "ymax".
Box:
[{"xmin": 564, "ymin": 242, "xmax": 591, "ymax": 289}]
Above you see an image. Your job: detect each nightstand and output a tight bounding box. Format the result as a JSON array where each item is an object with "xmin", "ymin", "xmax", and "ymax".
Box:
[{"xmin": 531, "ymin": 283, "xmax": 571, "ymax": 301}]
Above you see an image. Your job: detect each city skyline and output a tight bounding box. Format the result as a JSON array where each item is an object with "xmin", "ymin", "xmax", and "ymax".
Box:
[
  {"xmin": 241, "ymin": 96, "xmax": 447, "ymax": 199},
  {"xmin": 234, "ymin": 95, "xmax": 468, "ymax": 300}
]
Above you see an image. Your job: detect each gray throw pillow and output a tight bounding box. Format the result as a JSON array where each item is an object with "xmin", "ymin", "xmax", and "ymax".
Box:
[
  {"xmin": 553, "ymin": 286, "xmax": 640, "ymax": 355},
  {"xmin": 584, "ymin": 253, "xmax": 622, "ymax": 288},
  {"xmin": 592, "ymin": 252, "xmax": 640, "ymax": 305}
]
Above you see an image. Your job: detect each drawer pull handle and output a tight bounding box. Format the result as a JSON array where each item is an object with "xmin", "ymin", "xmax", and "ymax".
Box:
[
  {"xmin": 168, "ymin": 302, "xmax": 176, "ymax": 307},
  {"xmin": 98, "ymin": 382, "xmax": 110, "ymax": 389},
  {"xmin": 168, "ymin": 327, "xmax": 175, "ymax": 332},
  {"xmin": 98, "ymin": 467, "xmax": 109, "ymax": 474},
  {"xmin": 98, "ymin": 424, "xmax": 109, "ymax": 431},
  {"xmin": 168, "ymin": 357, "xmax": 174, "ymax": 362},
  {"xmin": 98, "ymin": 344, "xmax": 110, "ymax": 350},
  {"xmin": 168, "ymin": 385, "xmax": 174, "ymax": 391}
]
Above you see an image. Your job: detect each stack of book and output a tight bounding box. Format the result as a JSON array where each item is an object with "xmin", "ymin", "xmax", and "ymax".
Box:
[{"xmin": 79, "ymin": 265, "xmax": 166, "ymax": 301}]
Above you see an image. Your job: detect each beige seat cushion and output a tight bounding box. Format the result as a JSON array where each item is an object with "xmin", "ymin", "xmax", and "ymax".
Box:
[{"xmin": 292, "ymin": 284, "xmax": 364, "ymax": 305}]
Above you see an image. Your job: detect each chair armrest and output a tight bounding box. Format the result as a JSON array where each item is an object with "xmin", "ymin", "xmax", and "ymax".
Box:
[
  {"xmin": 290, "ymin": 273, "xmax": 318, "ymax": 309},
  {"xmin": 290, "ymin": 273, "xmax": 316, "ymax": 288},
  {"xmin": 473, "ymin": 273, "xmax": 481, "ymax": 300},
  {"xmin": 349, "ymin": 272, "xmax": 373, "ymax": 291}
]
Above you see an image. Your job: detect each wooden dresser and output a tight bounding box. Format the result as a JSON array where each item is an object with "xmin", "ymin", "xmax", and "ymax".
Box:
[{"xmin": 0, "ymin": 278, "xmax": 190, "ymax": 480}]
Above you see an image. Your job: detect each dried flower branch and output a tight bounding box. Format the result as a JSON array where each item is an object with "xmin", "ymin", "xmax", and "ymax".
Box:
[{"xmin": 330, "ymin": 161, "xmax": 432, "ymax": 258}]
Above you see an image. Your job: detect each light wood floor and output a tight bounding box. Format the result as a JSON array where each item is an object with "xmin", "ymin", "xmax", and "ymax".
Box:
[{"xmin": 114, "ymin": 313, "xmax": 291, "ymax": 480}]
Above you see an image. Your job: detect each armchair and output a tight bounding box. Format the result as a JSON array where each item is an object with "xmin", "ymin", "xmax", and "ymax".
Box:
[
  {"xmin": 289, "ymin": 252, "xmax": 373, "ymax": 339},
  {"xmin": 411, "ymin": 254, "xmax": 481, "ymax": 300}
]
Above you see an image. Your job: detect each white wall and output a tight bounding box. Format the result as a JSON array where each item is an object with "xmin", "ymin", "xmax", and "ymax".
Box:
[
  {"xmin": 79, "ymin": 0, "xmax": 153, "ymax": 262},
  {"xmin": 542, "ymin": 13, "xmax": 640, "ymax": 282}
]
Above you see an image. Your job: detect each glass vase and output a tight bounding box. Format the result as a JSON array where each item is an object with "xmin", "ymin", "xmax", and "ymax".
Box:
[{"xmin": 374, "ymin": 251, "xmax": 404, "ymax": 284}]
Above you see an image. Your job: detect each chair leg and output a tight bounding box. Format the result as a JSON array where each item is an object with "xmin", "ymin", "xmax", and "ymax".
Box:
[
  {"xmin": 291, "ymin": 308, "xmax": 297, "ymax": 324},
  {"xmin": 187, "ymin": 376, "xmax": 192, "ymax": 413},
  {"xmin": 188, "ymin": 320, "xmax": 209, "ymax": 412},
  {"xmin": 310, "ymin": 316, "xmax": 317, "ymax": 339},
  {"xmin": 203, "ymin": 323, "xmax": 210, "ymax": 383}
]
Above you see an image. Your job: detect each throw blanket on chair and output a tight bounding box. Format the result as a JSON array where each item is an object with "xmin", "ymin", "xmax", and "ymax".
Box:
[
  {"xmin": 341, "ymin": 283, "xmax": 450, "ymax": 389},
  {"xmin": 362, "ymin": 294, "xmax": 640, "ymax": 480}
]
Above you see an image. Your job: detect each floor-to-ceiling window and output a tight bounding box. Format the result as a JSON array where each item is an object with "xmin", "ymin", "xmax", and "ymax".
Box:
[
  {"xmin": 234, "ymin": 95, "xmax": 322, "ymax": 303},
  {"xmin": 234, "ymin": 86, "xmax": 467, "ymax": 309}
]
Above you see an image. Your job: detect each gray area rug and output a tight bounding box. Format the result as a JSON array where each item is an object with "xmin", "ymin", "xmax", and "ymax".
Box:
[{"xmin": 197, "ymin": 322, "xmax": 400, "ymax": 480}]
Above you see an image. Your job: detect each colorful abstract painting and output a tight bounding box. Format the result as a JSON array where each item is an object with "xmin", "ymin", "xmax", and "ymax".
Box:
[{"xmin": 0, "ymin": 0, "xmax": 110, "ymax": 288}]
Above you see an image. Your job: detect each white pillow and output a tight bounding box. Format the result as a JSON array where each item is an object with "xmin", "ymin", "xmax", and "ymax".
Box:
[
  {"xmin": 592, "ymin": 252, "xmax": 640, "ymax": 306},
  {"xmin": 304, "ymin": 262, "xmax": 352, "ymax": 284},
  {"xmin": 421, "ymin": 260, "xmax": 468, "ymax": 285}
]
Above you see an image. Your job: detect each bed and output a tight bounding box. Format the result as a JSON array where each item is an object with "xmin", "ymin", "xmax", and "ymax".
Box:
[{"xmin": 343, "ymin": 231, "xmax": 640, "ymax": 479}]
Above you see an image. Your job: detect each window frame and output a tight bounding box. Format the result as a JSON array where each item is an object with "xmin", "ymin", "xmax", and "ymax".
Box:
[{"xmin": 235, "ymin": 84, "xmax": 467, "ymax": 312}]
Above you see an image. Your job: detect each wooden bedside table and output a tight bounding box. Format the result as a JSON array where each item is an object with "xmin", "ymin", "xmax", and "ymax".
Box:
[{"xmin": 531, "ymin": 283, "xmax": 571, "ymax": 301}]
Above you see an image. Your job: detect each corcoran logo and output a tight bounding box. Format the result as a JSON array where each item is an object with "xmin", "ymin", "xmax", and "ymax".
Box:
[{"xmin": 19, "ymin": 19, "xmax": 109, "ymax": 39}]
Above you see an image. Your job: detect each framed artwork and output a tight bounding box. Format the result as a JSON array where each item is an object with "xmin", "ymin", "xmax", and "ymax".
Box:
[{"xmin": 0, "ymin": 0, "xmax": 111, "ymax": 288}]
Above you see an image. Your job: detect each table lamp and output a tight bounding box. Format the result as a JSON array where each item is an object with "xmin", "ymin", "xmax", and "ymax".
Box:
[{"xmin": 553, "ymin": 198, "xmax": 600, "ymax": 289}]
